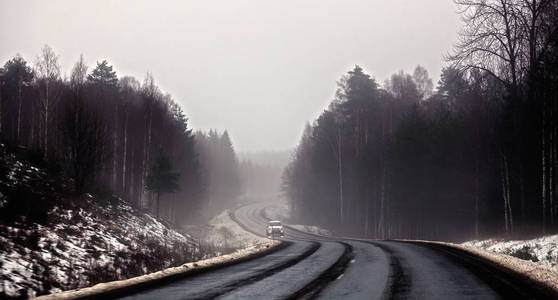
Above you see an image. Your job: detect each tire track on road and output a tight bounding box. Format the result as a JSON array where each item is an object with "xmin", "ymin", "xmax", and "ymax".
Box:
[
  {"xmin": 286, "ymin": 242, "xmax": 354, "ymax": 300},
  {"xmin": 233, "ymin": 203, "xmax": 356, "ymax": 300},
  {"xmin": 192, "ymin": 241, "xmax": 321, "ymax": 300},
  {"xmin": 367, "ymin": 242, "xmax": 411, "ymax": 300}
]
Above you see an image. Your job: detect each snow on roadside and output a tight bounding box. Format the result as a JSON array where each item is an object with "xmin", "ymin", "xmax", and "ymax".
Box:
[
  {"xmin": 263, "ymin": 199, "xmax": 291, "ymax": 221},
  {"xmin": 288, "ymin": 224, "xmax": 331, "ymax": 236},
  {"xmin": 463, "ymin": 235, "xmax": 558, "ymax": 271},
  {"xmin": 262, "ymin": 200, "xmax": 330, "ymax": 236},
  {"xmin": 36, "ymin": 208, "xmax": 279, "ymax": 300},
  {"xmin": 34, "ymin": 240, "xmax": 280, "ymax": 300},
  {"xmin": 191, "ymin": 210, "xmax": 267, "ymax": 253},
  {"xmin": 0, "ymin": 200, "xmax": 199, "ymax": 299}
]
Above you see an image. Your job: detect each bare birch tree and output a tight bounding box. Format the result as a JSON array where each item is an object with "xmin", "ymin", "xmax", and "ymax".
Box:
[{"xmin": 35, "ymin": 45, "xmax": 61, "ymax": 155}]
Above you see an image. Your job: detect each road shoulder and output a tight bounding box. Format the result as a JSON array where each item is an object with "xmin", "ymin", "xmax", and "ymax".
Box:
[{"xmin": 408, "ymin": 240, "xmax": 558, "ymax": 298}]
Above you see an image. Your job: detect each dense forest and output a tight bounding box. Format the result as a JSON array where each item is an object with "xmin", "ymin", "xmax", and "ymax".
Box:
[
  {"xmin": 284, "ymin": 0, "xmax": 558, "ymax": 241},
  {"xmin": 0, "ymin": 47, "xmax": 243, "ymax": 225}
]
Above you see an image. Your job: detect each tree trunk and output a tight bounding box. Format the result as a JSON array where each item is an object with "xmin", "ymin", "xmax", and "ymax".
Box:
[
  {"xmin": 550, "ymin": 95, "xmax": 558, "ymax": 229},
  {"xmin": 140, "ymin": 105, "xmax": 153, "ymax": 208},
  {"xmin": 0, "ymin": 85, "xmax": 2, "ymax": 134},
  {"xmin": 504, "ymin": 155, "xmax": 513, "ymax": 234},
  {"xmin": 44, "ymin": 80, "xmax": 49, "ymax": 155},
  {"xmin": 502, "ymin": 153, "xmax": 510, "ymax": 234},
  {"xmin": 337, "ymin": 125, "xmax": 344, "ymax": 225},
  {"xmin": 542, "ymin": 97, "xmax": 547, "ymax": 233},
  {"xmin": 122, "ymin": 111, "xmax": 128, "ymax": 195},
  {"xmin": 379, "ymin": 162, "xmax": 386, "ymax": 239},
  {"xmin": 520, "ymin": 163, "xmax": 526, "ymax": 227},
  {"xmin": 29, "ymin": 102, "xmax": 34, "ymax": 146},
  {"xmin": 112, "ymin": 104, "xmax": 118, "ymax": 190},
  {"xmin": 147, "ymin": 107, "xmax": 152, "ymax": 164},
  {"xmin": 17, "ymin": 83, "xmax": 22, "ymax": 142},
  {"xmin": 156, "ymin": 192, "xmax": 160, "ymax": 218},
  {"xmin": 475, "ymin": 156, "xmax": 480, "ymax": 238},
  {"xmin": 550, "ymin": 102, "xmax": 555, "ymax": 227},
  {"xmin": 141, "ymin": 125, "xmax": 147, "ymax": 208},
  {"xmin": 130, "ymin": 150, "xmax": 135, "ymax": 206},
  {"xmin": 364, "ymin": 184, "xmax": 369, "ymax": 237}
]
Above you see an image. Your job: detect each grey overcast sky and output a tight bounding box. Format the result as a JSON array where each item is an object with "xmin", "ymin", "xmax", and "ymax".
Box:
[{"xmin": 0, "ymin": 0, "xmax": 460, "ymax": 152}]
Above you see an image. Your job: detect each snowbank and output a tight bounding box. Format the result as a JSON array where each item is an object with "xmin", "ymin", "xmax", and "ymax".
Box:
[
  {"xmin": 190, "ymin": 210, "xmax": 268, "ymax": 251},
  {"xmin": 33, "ymin": 241, "xmax": 280, "ymax": 300},
  {"xmin": 0, "ymin": 200, "xmax": 198, "ymax": 299},
  {"xmin": 463, "ymin": 235, "xmax": 558, "ymax": 271},
  {"xmin": 0, "ymin": 144, "xmax": 280, "ymax": 299}
]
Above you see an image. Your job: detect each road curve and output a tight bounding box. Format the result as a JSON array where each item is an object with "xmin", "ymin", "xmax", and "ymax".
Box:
[{"xmin": 118, "ymin": 202, "xmax": 556, "ymax": 299}]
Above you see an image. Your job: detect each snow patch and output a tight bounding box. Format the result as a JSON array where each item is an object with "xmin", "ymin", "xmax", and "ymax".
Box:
[
  {"xmin": 263, "ymin": 200, "xmax": 291, "ymax": 221},
  {"xmin": 0, "ymin": 200, "xmax": 199, "ymax": 298},
  {"xmin": 202, "ymin": 210, "xmax": 267, "ymax": 250},
  {"xmin": 34, "ymin": 241, "xmax": 280, "ymax": 300},
  {"xmin": 288, "ymin": 224, "xmax": 331, "ymax": 236},
  {"xmin": 463, "ymin": 235, "xmax": 558, "ymax": 271}
]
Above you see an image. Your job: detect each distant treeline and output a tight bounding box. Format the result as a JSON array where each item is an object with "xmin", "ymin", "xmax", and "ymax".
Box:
[
  {"xmin": 195, "ymin": 129, "xmax": 242, "ymax": 215},
  {"xmin": 284, "ymin": 0, "xmax": 558, "ymax": 240},
  {"xmin": 0, "ymin": 48, "xmax": 242, "ymax": 224}
]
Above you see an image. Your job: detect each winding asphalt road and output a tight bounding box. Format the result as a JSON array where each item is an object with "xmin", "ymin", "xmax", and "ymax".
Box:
[{"xmin": 118, "ymin": 202, "xmax": 556, "ymax": 299}]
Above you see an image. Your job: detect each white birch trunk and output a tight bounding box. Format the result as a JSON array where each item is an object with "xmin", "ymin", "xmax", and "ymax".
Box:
[
  {"xmin": 112, "ymin": 104, "xmax": 118, "ymax": 190},
  {"xmin": 504, "ymin": 155, "xmax": 513, "ymax": 233}
]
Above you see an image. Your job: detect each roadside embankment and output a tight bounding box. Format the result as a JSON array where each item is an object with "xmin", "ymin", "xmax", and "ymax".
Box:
[{"xmin": 34, "ymin": 227, "xmax": 280, "ymax": 300}]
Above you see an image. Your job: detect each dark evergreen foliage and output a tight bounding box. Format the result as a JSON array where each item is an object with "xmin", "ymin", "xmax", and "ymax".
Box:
[
  {"xmin": 146, "ymin": 147, "xmax": 180, "ymax": 218},
  {"xmin": 0, "ymin": 49, "xmax": 224, "ymax": 225}
]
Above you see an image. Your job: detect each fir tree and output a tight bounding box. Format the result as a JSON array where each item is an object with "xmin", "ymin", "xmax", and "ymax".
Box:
[{"xmin": 146, "ymin": 147, "xmax": 180, "ymax": 218}]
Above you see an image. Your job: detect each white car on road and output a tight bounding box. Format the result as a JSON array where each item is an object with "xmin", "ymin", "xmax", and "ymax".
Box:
[{"xmin": 266, "ymin": 220, "xmax": 284, "ymax": 238}]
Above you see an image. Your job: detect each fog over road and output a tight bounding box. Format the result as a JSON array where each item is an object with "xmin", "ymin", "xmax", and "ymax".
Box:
[{"xmin": 119, "ymin": 202, "xmax": 554, "ymax": 299}]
